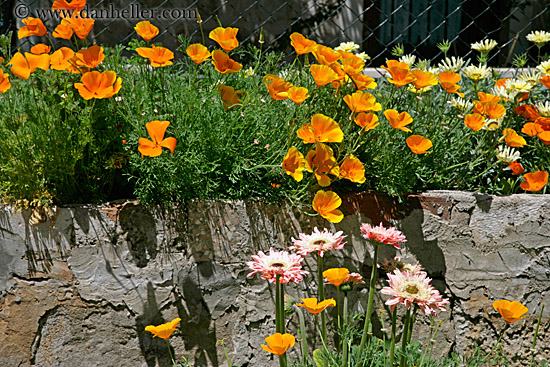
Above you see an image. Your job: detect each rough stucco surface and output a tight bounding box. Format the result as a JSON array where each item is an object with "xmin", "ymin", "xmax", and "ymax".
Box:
[{"xmin": 0, "ymin": 191, "xmax": 549, "ymax": 367}]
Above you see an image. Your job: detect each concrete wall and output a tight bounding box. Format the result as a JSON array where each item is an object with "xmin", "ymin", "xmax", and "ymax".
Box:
[{"xmin": 1, "ymin": 191, "xmax": 549, "ymax": 366}]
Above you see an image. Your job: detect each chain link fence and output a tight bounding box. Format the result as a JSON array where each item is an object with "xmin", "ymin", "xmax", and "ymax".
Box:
[{"xmin": 2, "ymin": 0, "xmax": 549, "ymax": 66}]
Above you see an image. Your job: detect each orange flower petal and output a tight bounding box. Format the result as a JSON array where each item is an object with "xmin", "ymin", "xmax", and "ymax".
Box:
[
  {"xmin": 406, "ymin": 135, "xmax": 432, "ymax": 154},
  {"xmin": 209, "ymin": 27, "xmax": 239, "ymax": 52},
  {"xmin": 134, "ymin": 20, "xmax": 159, "ymax": 41},
  {"xmin": 520, "ymin": 171, "xmax": 548, "ymax": 192},
  {"xmin": 312, "ymin": 190, "xmax": 344, "ymax": 223}
]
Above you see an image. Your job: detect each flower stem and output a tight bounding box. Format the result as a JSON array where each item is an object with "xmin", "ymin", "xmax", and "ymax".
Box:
[
  {"xmin": 342, "ymin": 294, "xmax": 349, "ymax": 367},
  {"xmin": 294, "ymin": 305, "xmax": 309, "ymax": 367},
  {"xmin": 400, "ymin": 307, "xmax": 412, "ymax": 367},
  {"xmin": 280, "ymin": 281, "xmax": 286, "ymax": 334},
  {"xmin": 166, "ymin": 339, "xmax": 176, "ymax": 367},
  {"xmin": 358, "ymin": 242, "xmax": 379, "ymax": 356},
  {"xmin": 530, "ymin": 303, "xmax": 545, "ymax": 367},
  {"xmin": 475, "ymin": 323, "xmax": 509, "ymax": 367},
  {"xmin": 276, "ymin": 274, "xmax": 282, "ymax": 333},
  {"xmin": 318, "ymin": 255, "xmax": 327, "ymax": 344},
  {"xmin": 389, "ymin": 308, "xmax": 397, "ymax": 367}
]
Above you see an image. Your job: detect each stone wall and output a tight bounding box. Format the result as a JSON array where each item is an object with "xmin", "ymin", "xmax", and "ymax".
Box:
[{"xmin": 1, "ymin": 191, "xmax": 549, "ymax": 367}]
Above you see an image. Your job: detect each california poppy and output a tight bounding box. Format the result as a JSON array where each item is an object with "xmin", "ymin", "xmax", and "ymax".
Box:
[
  {"xmin": 0, "ymin": 70, "xmax": 11, "ymax": 93},
  {"xmin": 340, "ymin": 55, "xmax": 365, "ymax": 76},
  {"xmin": 354, "ymin": 112, "xmax": 379, "ymax": 130},
  {"xmin": 305, "ymin": 143, "xmax": 339, "ymax": 187},
  {"xmin": 138, "ymin": 120, "xmax": 177, "ymax": 158},
  {"xmin": 52, "ymin": 23, "xmax": 74, "ymax": 39},
  {"xmin": 282, "ymin": 147, "xmax": 306, "ymax": 182},
  {"xmin": 493, "ymin": 300, "xmax": 528, "ymax": 323},
  {"xmin": 343, "ymin": 91, "xmax": 382, "ymax": 113},
  {"xmin": 145, "ymin": 317, "xmax": 181, "ymax": 339},
  {"xmin": 310, "ymin": 64, "xmax": 339, "ymax": 86},
  {"xmin": 540, "ymin": 75, "xmax": 550, "ymax": 89},
  {"xmin": 261, "ymin": 333, "xmax": 295, "ymax": 356},
  {"xmin": 520, "ymin": 171, "xmax": 548, "ymax": 191},
  {"xmin": 478, "ymin": 91, "xmax": 501, "ymax": 104},
  {"xmin": 464, "ymin": 113, "xmax": 486, "ymax": 131},
  {"xmin": 209, "ymin": 27, "xmax": 239, "ymax": 52},
  {"xmin": 30, "ymin": 44, "xmax": 51, "ymax": 55},
  {"xmin": 384, "ymin": 109, "xmax": 413, "ymax": 132},
  {"xmin": 290, "ymin": 32, "xmax": 317, "ymax": 55},
  {"xmin": 211, "ymin": 50, "xmax": 242, "ymax": 74},
  {"xmin": 51, "ymin": 0, "xmax": 86, "ymax": 11},
  {"xmin": 186, "ymin": 44, "xmax": 211, "ymax": 64},
  {"xmin": 296, "ymin": 113, "xmax": 343, "ymax": 144},
  {"xmin": 411, "ymin": 69, "xmax": 438, "ymax": 90},
  {"xmin": 8, "ymin": 52, "xmax": 50, "ymax": 80},
  {"xmin": 351, "ymin": 73, "xmax": 377, "ymax": 90},
  {"xmin": 74, "ymin": 45, "xmax": 105, "ymax": 68},
  {"xmin": 217, "ymin": 84, "xmax": 246, "ymax": 111},
  {"xmin": 514, "ymin": 104, "xmax": 540, "ymax": 122},
  {"xmin": 338, "ymin": 154, "xmax": 366, "ymax": 183},
  {"xmin": 438, "ymin": 71, "xmax": 464, "ymax": 97},
  {"xmin": 483, "ymin": 102, "xmax": 506, "ymax": 120},
  {"xmin": 50, "ymin": 47, "xmax": 76, "ymax": 71},
  {"xmin": 312, "ymin": 45, "xmax": 340, "ymax": 65},
  {"xmin": 64, "ymin": 12, "xmax": 94, "ymax": 39},
  {"xmin": 136, "ymin": 45, "xmax": 174, "ymax": 67},
  {"xmin": 312, "ymin": 190, "xmax": 344, "ymax": 223},
  {"xmin": 134, "ymin": 20, "xmax": 159, "ymax": 42},
  {"xmin": 296, "ymin": 298, "xmax": 336, "ymax": 314},
  {"xmin": 406, "ymin": 135, "xmax": 432, "ymax": 154},
  {"xmin": 502, "ymin": 128, "xmax": 526, "ymax": 148},
  {"xmin": 521, "ymin": 122, "xmax": 542, "ymax": 137},
  {"xmin": 263, "ymin": 74, "xmax": 292, "ymax": 100},
  {"xmin": 323, "ymin": 268, "xmax": 350, "ymax": 287},
  {"xmin": 381, "ymin": 60, "xmax": 416, "ymax": 87},
  {"xmin": 74, "ymin": 70, "xmax": 122, "ymax": 100},
  {"xmin": 18, "ymin": 18, "xmax": 47, "ymax": 39},
  {"xmin": 509, "ymin": 161, "xmax": 524, "ymax": 175},
  {"xmin": 287, "ymin": 86, "xmax": 309, "ymax": 104}
]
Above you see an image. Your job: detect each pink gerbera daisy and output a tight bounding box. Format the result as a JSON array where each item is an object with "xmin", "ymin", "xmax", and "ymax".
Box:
[
  {"xmin": 290, "ymin": 227, "xmax": 346, "ymax": 257},
  {"xmin": 381, "ymin": 270, "xmax": 449, "ymax": 316},
  {"xmin": 360, "ymin": 222, "xmax": 406, "ymax": 249},
  {"xmin": 247, "ymin": 248, "xmax": 308, "ymax": 284}
]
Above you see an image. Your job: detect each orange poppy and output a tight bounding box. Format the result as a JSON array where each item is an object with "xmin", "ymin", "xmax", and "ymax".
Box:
[
  {"xmin": 384, "ymin": 109, "xmax": 413, "ymax": 132},
  {"xmin": 8, "ymin": 52, "xmax": 50, "ymax": 80},
  {"xmin": 406, "ymin": 135, "xmax": 432, "ymax": 154},
  {"xmin": 0, "ymin": 70, "xmax": 11, "ymax": 93},
  {"xmin": 327, "ymin": 63, "xmax": 346, "ymax": 89},
  {"xmin": 145, "ymin": 317, "xmax": 181, "ymax": 339},
  {"xmin": 217, "ymin": 84, "xmax": 246, "ymax": 111},
  {"xmin": 492, "ymin": 300, "xmax": 528, "ymax": 323},
  {"xmin": 50, "ymin": 47, "xmax": 76, "ymax": 71},
  {"xmin": 296, "ymin": 298, "xmax": 336, "ymax": 314},
  {"xmin": 305, "ymin": 143, "xmax": 339, "ymax": 187},
  {"xmin": 520, "ymin": 171, "xmax": 548, "ymax": 192},
  {"xmin": 464, "ymin": 113, "xmax": 486, "ymax": 131},
  {"xmin": 354, "ymin": 112, "xmax": 379, "ymax": 130},
  {"xmin": 540, "ymin": 75, "xmax": 550, "ymax": 89},
  {"xmin": 509, "ymin": 161, "xmax": 524, "ymax": 175},
  {"xmin": 18, "ymin": 18, "xmax": 47, "ymax": 39},
  {"xmin": 312, "ymin": 190, "xmax": 344, "ymax": 223},
  {"xmin": 64, "ymin": 13, "xmax": 94, "ymax": 39},
  {"xmin": 52, "ymin": 23, "xmax": 73, "ymax": 39},
  {"xmin": 309, "ymin": 64, "xmax": 339, "ymax": 86},
  {"xmin": 535, "ymin": 117, "xmax": 550, "ymax": 131},
  {"xmin": 483, "ymin": 102, "xmax": 506, "ymax": 120},
  {"xmin": 287, "ymin": 86, "xmax": 309, "ymax": 104},
  {"xmin": 263, "ymin": 74, "xmax": 292, "ymax": 100},
  {"xmin": 323, "ymin": 268, "xmax": 350, "ymax": 287},
  {"xmin": 411, "ymin": 69, "xmax": 438, "ymax": 90},
  {"xmin": 51, "ymin": 0, "xmax": 86, "ymax": 11},
  {"xmin": 521, "ymin": 122, "xmax": 542, "ymax": 137},
  {"xmin": 186, "ymin": 44, "xmax": 211, "ymax": 64},
  {"xmin": 209, "ymin": 27, "xmax": 239, "ymax": 52},
  {"xmin": 290, "ymin": 32, "xmax": 317, "ymax": 55},
  {"xmin": 74, "ymin": 70, "xmax": 122, "ymax": 100},
  {"xmin": 381, "ymin": 60, "xmax": 416, "ymax": 87},
  {"xmin": 494, "ymin": 78, "xmax": 508, "ymax": 89},
  {"xmin": 211, "ymin": 50, "xmax": 242, "ymax": 74},
  {"xmin": 538, "ymin": 131, "xmax": 550, "ymax": 145},
  {"xmin": 340, "ymin": 55, "xmax": 365, "ymax": 75},
  {"xmin": 74, "ymin": 45, "xmax": 105, "ymax": 68},
  {"xmin": 134, "ymin": 20, "xmax": 159, "ymax": 42},
  {"xmin": 282, "ymin": 147, "xmax": 306, "ymax": 182},
  {"xmin": 343, "ymin": 90, "xmax": 382, "ymax": 113},
  {"xmin": 478, "ymin": 92, "xmax": 501, "ymax": 104},
  {"xmin": 351, "ymin": 73, "xmax": 377, "ymax": 90},
  {"xmin": 514, "ymin": 104, "xmax": 540, "ymax": 122},
  {"xmin": 296, "ymin": 114, "xmax": 343, "ymax": 144},
  {"xmin": 136, "ymin": 45, "xmax": 174, "ymax": 67},
  {"xmin": 502, "ymin": 128, "xmax": 526, "ymax": 148},
  {"xmin": 30, "ymin": 44, "xmax": 51, "ymax": 55},
  {"xmin": 312, "ymin": 45, "xmax": 340, "ymax": 65},
  {"xmin": 138, "ymin": 120, "xmax": 177, "ymax": 158},
  {"xmin": 438, "ymin": 71, "xmax": 464, "ymax": 97},
  {"xmin": 261, "ymin": 333, "xmax": 295, "ymax": 356},
  {"xmin": 338, "ymin": 154, "xmax": 366, "ymax": 183}
]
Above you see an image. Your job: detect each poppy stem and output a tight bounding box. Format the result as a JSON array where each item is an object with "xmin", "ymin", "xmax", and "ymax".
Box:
[
  {"xmin": 530, "ymin": 303, "xmax": 545, "ymax": 367},
  {"xmin": 165, "ymin": 339, "xmax": 176, "ymax": 367},
  {"xmin": 476, "ymin": 323, "xmax": 509, "ymax": 367},
  {"xmin": 293, "ymin": 305, "xmax": 309, "ymax": 367},
  {"xmin": 358, "ymin": 241, "xmax": 379, "ymax": 357}
]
